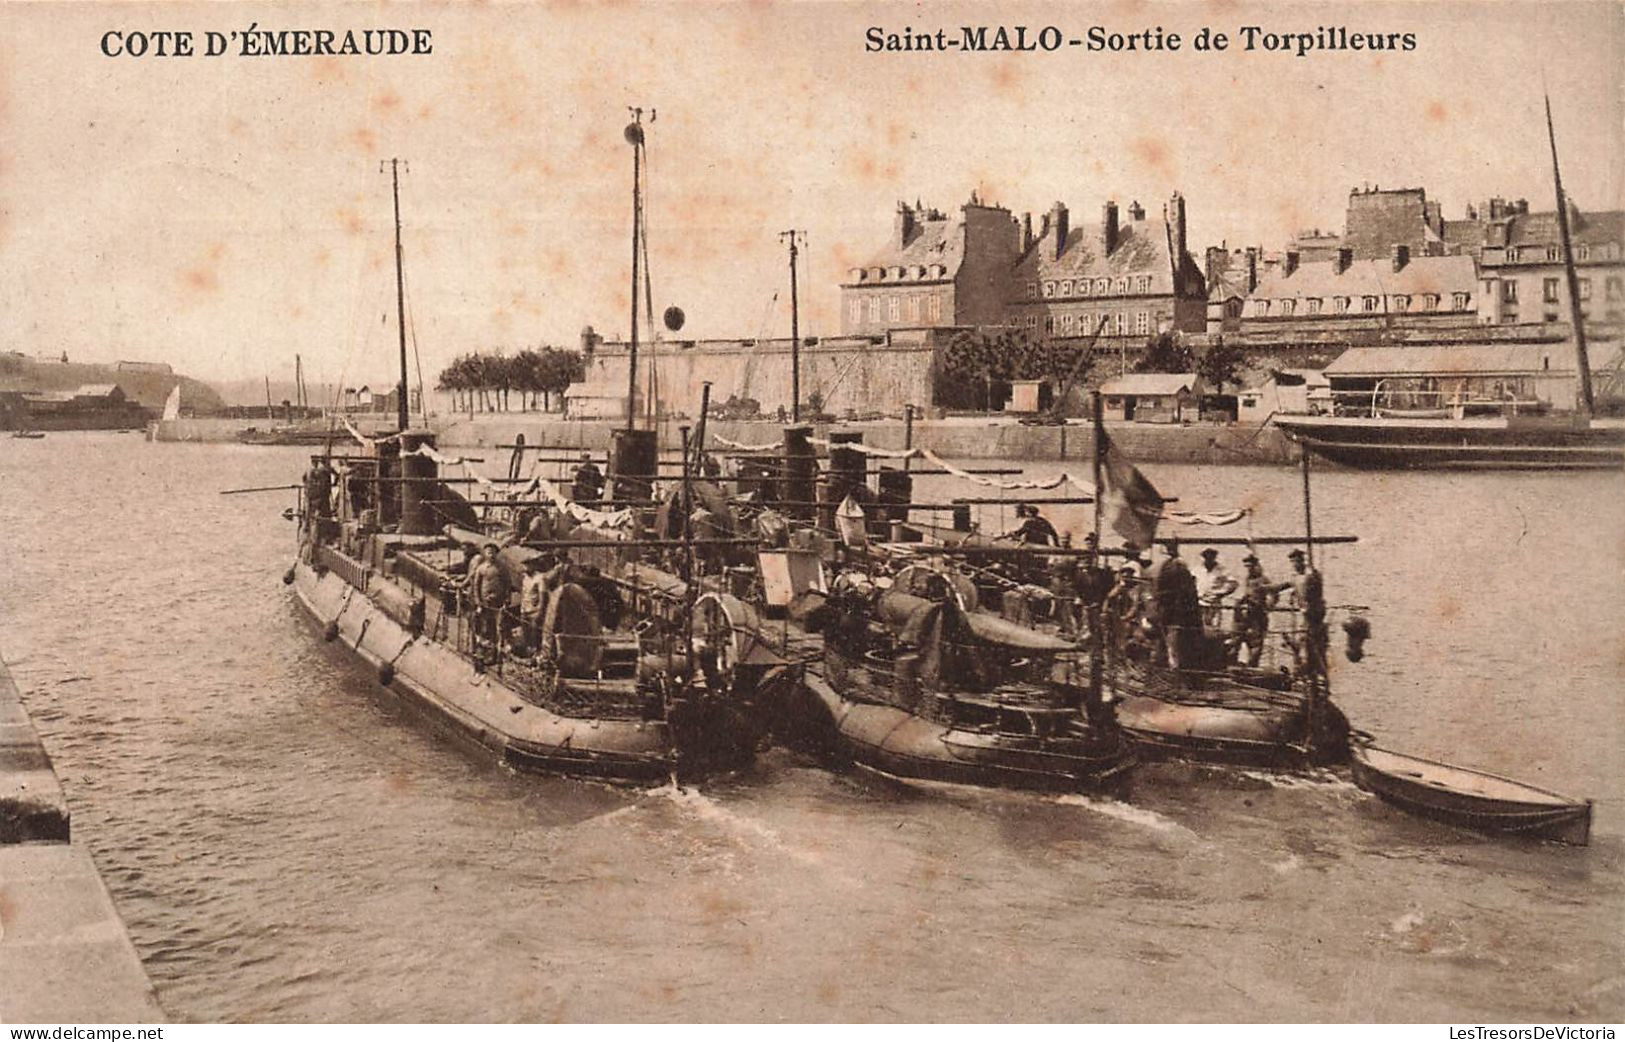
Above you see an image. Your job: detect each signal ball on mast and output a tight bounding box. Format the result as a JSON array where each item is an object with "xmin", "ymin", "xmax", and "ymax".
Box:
[{"xmin": 664, "ymin": 306, "xmax": 686, "ymax": 332}]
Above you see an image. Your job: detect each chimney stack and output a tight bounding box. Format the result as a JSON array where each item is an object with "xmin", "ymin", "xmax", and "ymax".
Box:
[
  {"xmin": 1128, "ymin": 200, "xmax": 1145, "ymax": 222},
  {"xmin": 895, "ymin": 201, "xmax": 916, "ymax": 249},
  {"xmin": 1021, "ymin": 212, "xmax": 1034, "ymax": 253},
  {"xmin": 1245, "ymin": 247, "xmax": 1259, "ymax": 293},
  {"xmin": 1050, "ymin": 202, "xmax": 1070, "ymax": 260},
  {"xmin": 1334, "ymin": 247, "xmax": 1353, "ymax": 275},
  {"xmin": 1285, "ymin": 250, "xmax": 1300, "ymax": 276},
  {"xmin": 1167, "ymin": 191, "xmax": 1188, "ymax": 264},
  {"xmin": 1391, "ymin": 244, "xmax": 1409, "ymax": 272},
  {"xmin": 1102, "ymin": 200, "xmax": 1119, "ymax": 255}
]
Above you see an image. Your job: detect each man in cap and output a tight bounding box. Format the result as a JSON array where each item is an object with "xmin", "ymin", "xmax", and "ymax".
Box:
[
  {"xmin": 1196, "ymin": 547, "xmax": 1240, "ymax": 631},
  {"xmin": 517, "ymin": 551, "xmax": 560, "ymax": 655},
  {"xmin": 1282, "ymin": 547, "xmax": 1327, "ymax": 676},
  {"xmin": 1102, "ymin": 561, "xmax": 1143, "ymax": 666},
  {"xmin": 1151, "ymin": 539, "xmax": 1201, "ymax": 669},
  {"xmin": 1007, "ymin": 503, "xmax": 1061, "ymax": 547},
  {"xmin": 1234, "ymin": 552, "xmax": 1278, "ymax": 666},
  {"xmin": 463, "ymin": 541, "xmax": 512, "ymax": 655},
  {"xmin": 571, "ymin": 451, "xmax": 604, "ymax": 505}
]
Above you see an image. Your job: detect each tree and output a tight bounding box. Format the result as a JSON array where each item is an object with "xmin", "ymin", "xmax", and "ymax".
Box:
[
  {"xmin": 1196, "ymin": 338, "xmax": 1247, "ymax": 394},
  {"xmin": 1134, "ymin": 331, "xmax": 1194, "ymax": 375}
]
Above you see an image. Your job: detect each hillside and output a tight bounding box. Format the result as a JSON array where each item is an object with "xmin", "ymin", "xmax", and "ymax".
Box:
[{"xmin": 0, "ymin": 354, "xmax": 225, "ymax": 413}]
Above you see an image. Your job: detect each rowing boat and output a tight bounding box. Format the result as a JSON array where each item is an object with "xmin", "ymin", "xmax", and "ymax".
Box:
[{"xmin": 1350, "ymin": 740, "xmax": 1592, "ymax": 845}]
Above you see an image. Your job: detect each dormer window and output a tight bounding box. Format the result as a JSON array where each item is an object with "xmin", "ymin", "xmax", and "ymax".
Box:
[
  {"xmin": 1280, "ymin": 299, "xmax": 1296, "ymax": 316},
  {"xmin": 1256, "ymin": 300, "xmax": 1271, "ymax": 316},
  {"xmin": 1027, "ymin": 282, "xmax": 1038, "ymax": 298},
  {"xmin": 1079, "ymin": 280, "xmax": 1092, "ymax": 297},
  {"xmin": 1576, "ymin": 245, "xmax": 1590, "ymax": 261},
  {"xmin": 1043, "ymin": 281, "xmax": 1056, "ymax": 298},
  {"xmin": 1137, "ymin": 275, "xmax": 1151, "ymax": 293},
  {"xmin": 1453, "ymin": 292, "xmax": 1470, "ymax": 310},
  {"xmin": 1095, "ymin": 278, "xmax": 1109, "ymax": 294},
  {"xmin": 1423, "ymin": 293, "xmax": 1440, "ymax": 310},
  {"xmin": 1115, "ymin": 277, "xmax": 1129, "ymax": 294},
  {"xmin": 1393, "ymin": 294, "xmax": 1410, "ymax": 311},
  {"xmin": 1546, "ymin": 245, "xmax": 1561, "ymax": 261},
  {"xmin": 1362, "ymin": 295, "xmax": 1379, "ymax": 312},
  {"xmin": 1334, "ymin": 296, "xmax": 1350, "ymax": 314},
  {"xmin": 1507, "ymin": 247, "xmax": 1520, "ymax": 262},
  {"xmin": 1060, "ymin": 280, "xmax": 1073, "ymax": 296},
  {"xmin": 1306, "ymin": 299, "xmax": 1322, "ymax": 314}
]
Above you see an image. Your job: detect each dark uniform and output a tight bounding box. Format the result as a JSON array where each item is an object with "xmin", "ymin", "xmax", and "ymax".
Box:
[{"xmin": 463, "ymin": 545, "xmax": 512, "ymax": 652}]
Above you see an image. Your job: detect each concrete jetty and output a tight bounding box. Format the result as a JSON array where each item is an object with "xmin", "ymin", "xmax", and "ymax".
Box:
[{"xmin": 0, "ymin": 656, "xmax": 164, "ymax": 1023}]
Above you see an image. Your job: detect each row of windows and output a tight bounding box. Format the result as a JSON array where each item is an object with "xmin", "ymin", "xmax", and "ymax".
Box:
[
  {"xmin": 1253, "ymin": 292, "xmax": 1468, "ymax": 316},
  {"xmin": 1019, "ymin": 311, "xmax": 1152, "ymax": 336},
  {"xmin": 1501, "ymin": 276, "xmax": 1623, "ymax": 303},
  {"xmin": 848, "ymin": 293, "xmax": 944, "ymax": 325},
  {"xmin": 1504, "ymin": 243, "xmax": 1620, "ymax": 263},
  {"xmin": 1028, "ymin": 275, "xmax": 1154, "ymax": 299}
]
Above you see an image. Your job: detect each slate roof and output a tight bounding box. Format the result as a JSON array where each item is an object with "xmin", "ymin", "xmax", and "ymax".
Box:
[
  {"xmin": 1325, "ymin": 344, "xmax": 1581, "ymax": 376},
  {"xmin": 849, "ymin": 215, "xmax": 962, "ymax": 284},
  {"xmin": 1015, "ymin": 217, "xmax": 1184, "ymax": 296},
  {"xmin": 1100, "ymin": 373, "xmax": 1199, "ymax": 396},
  {"xmin": 1249, "ymin": 254, "xmax": 1476, "ymax": 303},
  {"xmin": 1504, "ymin": 209, "xmax": 1624, "ymax": 248}
]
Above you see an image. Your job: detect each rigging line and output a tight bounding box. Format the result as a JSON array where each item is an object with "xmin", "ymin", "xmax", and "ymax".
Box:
[{"xmin": 401, "ymin": 253, "xmax": 428, "ymax": 425}]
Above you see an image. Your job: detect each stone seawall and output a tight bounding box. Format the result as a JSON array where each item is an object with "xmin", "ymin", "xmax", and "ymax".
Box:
[{"xmin": 0, "ymin": 655, "xmax": 164, "ymax": 1022}]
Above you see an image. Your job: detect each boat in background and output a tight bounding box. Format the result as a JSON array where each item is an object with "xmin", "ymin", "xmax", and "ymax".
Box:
[
  {"xmin": 11, "ymin": 430, "xmax": 46, "ymax": 439},
  {"xmin": 1350, "ymin": 740, "xmax": 1592, "ymax": 845},
  {"xmin": 1278, "ymin": 96, "xmax": 1625, "ymax": 471}
]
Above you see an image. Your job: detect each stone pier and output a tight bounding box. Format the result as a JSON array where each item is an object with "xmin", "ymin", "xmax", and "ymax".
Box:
[{"xmin": 0, "ymin": 655, "xmax": 164, "ymax": 1023}]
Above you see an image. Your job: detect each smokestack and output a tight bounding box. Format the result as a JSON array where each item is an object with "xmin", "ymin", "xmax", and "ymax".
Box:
[
  {"xmin": 1335, "ymin": 247, "xmax": 1353, "ymax": 275},
  {"xmin": 1285, "ymin": 250, "xmax": 1300, "ymax": 276},
  {"xmin": 1102, "ymin": 200, "xmax": 1119, "ymax": 255},
  {"xmin": 1391, "ymin": 244, "xmax": 1410, "ymax": 272},
  {"xmin": 1051, "ymin": 202, "xmax": 1069, "ymax": 261}
]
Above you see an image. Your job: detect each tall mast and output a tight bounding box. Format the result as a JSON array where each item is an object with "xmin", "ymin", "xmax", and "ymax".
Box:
[
  {"xmin": 388, "ymin": 158, "xmax": 410, "ymax": 431},
  {"xmin": 625, "ymin": 110, "xmax": 646, "ymax": 433},
  {"xmin": 1546, "ymin": 94, "xmax": 1594, "ymax": 418},
  {"xmin": 780, "ymin": 229, "xmax": 805, "ymax": 421}
]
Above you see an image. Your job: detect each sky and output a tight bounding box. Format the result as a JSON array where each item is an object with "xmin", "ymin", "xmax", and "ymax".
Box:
[{"xmin": 1, "ymin": 0, "xmax": 1622, "ymax": 387}]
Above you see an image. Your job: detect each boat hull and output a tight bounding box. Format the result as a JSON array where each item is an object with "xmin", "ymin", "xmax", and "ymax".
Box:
[
  {"xmin": 798, "ymin": 672, "xmax": 1135, "ymax": 795},
  {"xmin": 1275, "ymin": 416, "xmax": 1625, "ymax": 470},
  {"xmin": 292, "ymin": 562, "xmax": 680, "ymax": 783},
  {"xmin": 1350, "ymin": 743, "xmax": 1592, "ymax": 845}
]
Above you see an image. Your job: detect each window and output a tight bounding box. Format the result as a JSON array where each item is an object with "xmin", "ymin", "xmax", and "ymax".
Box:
[
  {"xmin": 848, "ymin": 299, "xmax": 861, "ymax": 325},
  {"xmin": 1544, "ymin": 278, "xmax": 1560, "ymax": 303},
  {"xmin": 1137, "ymin": 275, "xmax": 1152, "ymax": 293},
  {"xmin": 1280, "ymin": 299, "xmax": 1296, "ymax": 316},
  {"xmin": 1578, "ymin": 278, "xmax": 1591, "ymax": 301},
  {"xmin": 1078, "ymin": 280, "xmax": 1092, "ymax": 297},
  {"xmin": 1452, "ymin": 292, "xmax": 1469, "ymax": 310},
  {"xmin": 1306, "ymin": 299, "xmax": 1322, "ymax": 315},
  {"xmin": 1044, "ymin": 315, "xmax": 1055, "ymax": 334},
  {"xmin": 1025, "ymin": 315, "xmax": 1037, "ymax": 330},
  {"xmin": 1061, "ymin": 313, "xmax": 1075, "ymax": 334},
  {"xmin": 1115, "ymin": 312, "xmax": 1128, "ymax": 334},
  {"xmin": 1363, "ymin": 296, "xmax": 1379, "ymax": 312},
  {"xmin": 868, "ymin": 298, "xmax": 880, "ymax": 322},
  {"xmin": 928, "ymin": 295, "xmax": 942, "ymax": 322},
  {"xmin": 1502, "ymin": 281, "xmax": 1517, "ymax": 303},
  {"xmin": 1606, "ymin": 276, "xmax": 1623, "ymax": 302},
  {"xmin": 1136, "ymin": 311, "xmax": 1149, "ymax": 334},
  {"xmin": 1334, "ymin": 296, "xmax": 1350, "ymax": 314},
  {"xmin": 1027, "ymin": 282, "xmax": 1038, "ymax": 298},
  {"xmin": 1423, "ymin": 293, "xmax": 1440, "ymax": 310},
  {"xmin": 1256, "ymin": 300, "xmax": 1271, "ymax": 316},
  {"xmin": 887, "ymin": 296, "xmax": 900, "ymax": 321},
  {"xmin": 1060, "ymin": 280, "xmax": 1073, "ymax": 296},
  {"xmin": 1115, "ymin": 277, "xmax": 1129, "ymax": 294},
  {"xmin": 1095, "ymin": 278, "xmax": 1109, "ymax": 294},
  {"xmin": 1043, "ymin": 281, "xmax": 1056, "ymax": 298},
  {"xmin": 1507, "ymin": 247, "xmax": 1520, "ymax": 263},
  {"xmin": 1576, "ymin": 245, "xmax": 1590, "ymax": 261},
  {"xmin": 1546, "ymin": 245, "xmax": 1561, "ymax": 261},
  {"xmin": 1392, "ymin": 294, "xmax": 1409, "ymax": 311}
]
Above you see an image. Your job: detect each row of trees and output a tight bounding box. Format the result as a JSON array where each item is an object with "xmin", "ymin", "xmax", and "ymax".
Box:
[
  {"xmin": 435, "ymin": 347, "xmax": 585, "ymax": 413},
  {"xmin": 938, "ymin": 328, "xmax": 1248, "ymax": 411}
]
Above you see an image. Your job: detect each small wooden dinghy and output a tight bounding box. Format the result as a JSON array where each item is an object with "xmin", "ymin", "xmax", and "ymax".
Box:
[{"xmin": 1350, "ymin": 741, "xmax": 1593, "ymax": 845}]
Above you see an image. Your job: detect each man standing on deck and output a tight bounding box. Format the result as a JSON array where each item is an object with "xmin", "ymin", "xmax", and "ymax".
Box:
[
  {"xmin": 1282, "ymin": 548, "xmax": 1328, "ymax": 676},
  {"xmin": 1151, "ymin": 540, "xmax": 1201, "ymax": 669},
  {"xmin": 571, "ymin": 452, "xmax": 604, "ymax": 505},
  {"xmin": 1196, "ymin": 548, "xmax": 1239, "ymax": 631},
  {"xmin": 463, "ymin": 542, "xmax": 512, "ymax": 656},
  {"xmin": 1102, "ymin": 563, "xmax": 1142, "ymax": 666},
  {"xmin": 1009, "ymin": 503, "xmax": 1061, "ymax": 547},
  {"xmin": 1234, "ymin": 553, "xmax": 1278, "ymax": 667}
]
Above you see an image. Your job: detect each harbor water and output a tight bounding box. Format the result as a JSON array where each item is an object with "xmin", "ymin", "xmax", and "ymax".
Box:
[{"xmin": 1, "ymin": 432, "xmax": 1621, "ymax": 1022}]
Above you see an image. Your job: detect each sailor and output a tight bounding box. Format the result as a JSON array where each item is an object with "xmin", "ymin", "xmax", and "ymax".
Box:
[
  {"xmin": 571, "ymin": 452, "xmax": 604, "ymax": 505},
  {"xmin": 1010, "ymin": 503, "xmax": 1061, "ymax": 547},
  {"xmin": 1102, "ymin": 563, "xmax": 1143, "ymax": 665},
  {"xmin": 303, "ymin": 459, "xmax": 336, "ymax": 520},
  {"xmin": 518, "ymin": 552, "xmax": 558, "ymax": 655},
  {"xmin": 1150, "ymin": 540, "xmax": 1201, "ymax": 669},
  {"xmin": 1196, "ymin": 547, "xmax": 1240, "ymax": 630},
  {"xmin": 463, "ymin": 541, "xmax": 512, "ymax": 654},
  {"xmin": 1234, "ymin": 553, "xmax": 1277, "ymax": 667},
  {"xmin": 1282, "ymin": 548, "xmax": 1328, "ymax": 676}
]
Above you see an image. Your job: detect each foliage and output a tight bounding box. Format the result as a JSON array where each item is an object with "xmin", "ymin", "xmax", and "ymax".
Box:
[
  {"xmin": 939, "ymin": 327, "xmax": 1092, "ymax": 410},
  {"xmin": 1196, "ymin": 338, "xmax": 1247, "ymax": 394},
  {"xmin": 434, "ymin": 347, "xmax": 585, "ymax": 413},
  {"xmin": 1133, "ymin": 332, "xmax": 1195, "ymax": 375}
]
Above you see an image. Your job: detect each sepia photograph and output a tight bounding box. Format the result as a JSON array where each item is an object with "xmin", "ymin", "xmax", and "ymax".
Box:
[{"xmin": 0, "ymin": 0, "xmax": 1621, "ymax": 1026}]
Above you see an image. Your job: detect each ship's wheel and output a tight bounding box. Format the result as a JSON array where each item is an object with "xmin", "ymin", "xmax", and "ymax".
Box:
[{"xmin": 692, "ymin": 592, "xmax": 762, "ymax": 695}]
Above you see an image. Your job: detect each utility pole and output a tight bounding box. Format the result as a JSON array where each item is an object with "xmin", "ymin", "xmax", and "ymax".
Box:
[
  {"xmin": 386, "ymin": 158, "xmax": 409, "ymax": 432},
  {"xmin": 779, "ymin": 229, "xmax": 805, "ymax": 421},
  {"xmin": 625, "ymin": 109, "xmax": 648, "ymax": 433}
]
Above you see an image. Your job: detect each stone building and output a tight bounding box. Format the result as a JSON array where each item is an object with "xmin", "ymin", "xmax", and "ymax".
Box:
[
  {"xmin": 1470, "ymin": 203, "xmax": 1625, "ymax": 330},
  {"xmin": 1241, "ymin": 246, "xmax": 1479, "ymax": 335},
  {"xmin": 840, "ymin": 197, "xmax": 1021, "ymax": 335},
  {"xmin": 1008, "ymin": 194, "xmax": 1207, "ymax": 340}
]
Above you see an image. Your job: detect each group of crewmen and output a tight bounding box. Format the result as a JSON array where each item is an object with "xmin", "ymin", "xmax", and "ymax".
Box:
[
  {"xmin": 451, "ymin": 539, "xmax": 580, "ymax": 660},
  {"xmin": 999, "ymin": 502, "xmax": 1326, "ymax": 675}
]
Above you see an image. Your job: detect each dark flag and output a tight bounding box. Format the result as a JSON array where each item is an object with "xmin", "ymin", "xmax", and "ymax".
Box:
[{"xmin": 1099, "ymin": 429, "xmax": 1163, "ymax": 550}]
